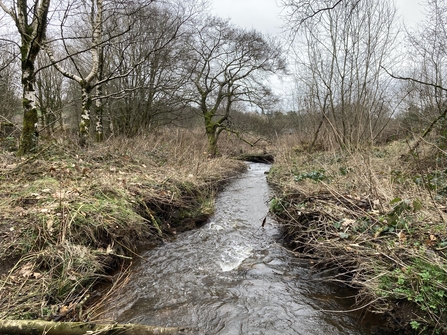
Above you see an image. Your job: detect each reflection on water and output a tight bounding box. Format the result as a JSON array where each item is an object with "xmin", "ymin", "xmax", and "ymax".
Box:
[{"xmin": 101, "ymin": 163, "xmax": 371, "ymax": 335}]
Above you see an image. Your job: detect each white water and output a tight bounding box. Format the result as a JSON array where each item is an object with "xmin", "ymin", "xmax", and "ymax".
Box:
[{"xmin": 101, "ymin": 163, "xmax": 369, "ymax": 335}]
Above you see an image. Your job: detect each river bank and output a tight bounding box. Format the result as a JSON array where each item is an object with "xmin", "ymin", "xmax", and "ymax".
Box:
[
  {"xmin": 267, "ymin": 139, "xmax": 447, "ymax": 334},
  {"xmin": 91, "ymin": 162, "xmax": 370, "ymax": 335},
  {"xmin": 0, "ymin": 130, "xmax": 246, "ymax": 321},
  {"xmin": 2, "ymin": 129, "xmax": 446, "ymax": 334}
]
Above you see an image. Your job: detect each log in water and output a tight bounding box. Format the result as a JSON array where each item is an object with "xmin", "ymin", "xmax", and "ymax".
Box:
[{"xmin": 100, "ymin": 163, "xmax": 371, "ymax": 335}]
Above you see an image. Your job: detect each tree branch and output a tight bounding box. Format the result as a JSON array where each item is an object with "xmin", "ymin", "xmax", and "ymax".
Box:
[
  {"xmin": 0, "ymin": 1, "xmax": 13, "ymax": 17},
  {"xmin": 381, "ymin": 66, "xmax": 447, "ymax": 92},
  {"xmin": 302, "ymin": 0, "xmax": 343, "ymax": 24}
]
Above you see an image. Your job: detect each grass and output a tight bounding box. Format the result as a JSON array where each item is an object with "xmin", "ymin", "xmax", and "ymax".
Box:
[
  {"xmin": 0, "ymin": 127, "xmax": 247, "ymax": 321},
  {"xmin": 6, "ymin": 123, "xmax": 446, "ymax": 332},
  {"xmin": 267, "ymin": 136, "xmax": 447, "ymax": 334}
]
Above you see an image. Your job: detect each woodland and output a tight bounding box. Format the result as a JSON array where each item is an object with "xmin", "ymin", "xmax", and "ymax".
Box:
[{"xmin": 0, "ymin": 0, "xmax": 447, "ymax": 334}]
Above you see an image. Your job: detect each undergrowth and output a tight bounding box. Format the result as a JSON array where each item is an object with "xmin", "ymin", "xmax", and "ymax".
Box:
[
  {"xmin": 0, "ymin": 128, "xmax": 246, "ymax": 321},
  {"xmin": 268, "ymin": 137, "xmax": 447, "ymax": 334}
]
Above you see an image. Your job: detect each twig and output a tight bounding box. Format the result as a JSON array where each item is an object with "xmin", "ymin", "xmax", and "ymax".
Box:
[{"xmin": 319, "ymin": 297, "xmax": 384, "ymax": 313}]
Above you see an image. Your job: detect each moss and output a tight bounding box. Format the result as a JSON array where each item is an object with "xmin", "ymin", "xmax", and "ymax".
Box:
[{"xmin": 18, "ymin": 107, "xmax": 39, "ymax": 156}]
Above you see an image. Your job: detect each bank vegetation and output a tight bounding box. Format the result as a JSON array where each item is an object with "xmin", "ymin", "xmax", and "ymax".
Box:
[
  {"xmin": 0, "ymin": 129, "xmax": 249, "ymax": 322},
  {"xmin": 268, "ymin": 137, "xmax": 447, "ymax": 334}
]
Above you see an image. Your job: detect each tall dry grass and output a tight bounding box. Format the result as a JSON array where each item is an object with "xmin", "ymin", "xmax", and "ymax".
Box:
[
  {"xmin": 0, "ymin": 127, "xmax": 247, "ymax": 321},
  {"xmin": 268, "ymin": 134, "xmax": 447, "ymax": 332}
]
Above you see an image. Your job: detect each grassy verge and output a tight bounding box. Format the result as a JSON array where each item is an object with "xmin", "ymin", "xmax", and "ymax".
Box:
[
  {"xmin": 267, "ymin": 137, "xmax": 447, "ymax": 334},
  {"xmin": 0, "ymin": 128, "xmax": 246, "ymax": 321}
]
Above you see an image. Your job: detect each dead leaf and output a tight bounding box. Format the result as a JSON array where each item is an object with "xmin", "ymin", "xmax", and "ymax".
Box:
[
  {"xmin": 52, "ymin": 191, "xmax": 64, "ymax": 200},
  {"xmin": 52, "ymin": 190, "xmax": 71, "ymax": 200},
  {"xmin": 47, "ymin": 219, "xmax": 54, "ymax": 234},
  {"xmin": 342, "ymin": 219, "xmax": 356, "ymax": 228},
  {"xmin": 424, "ymin": 239, "xmax": 435, "ymax": 247},
  {"xmin": 33, "ymin": 272, "xmax": 42, "ymax": 279},
  {"xmin": 19, "ymin": 263, "xmax": 34, "ymax": 278},
  {"xmin": 59, "ymin": 305, "xmax": 69, "ymax": 316},
  {"xmin": 398, "ymin": 231, "xmax": 406, "ymax": 243},
  {"xmin": 106, "ymin": 245, "xmax": 114, "ymax": 254}
]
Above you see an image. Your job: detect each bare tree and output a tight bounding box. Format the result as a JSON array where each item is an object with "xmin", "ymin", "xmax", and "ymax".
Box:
[
  {"xmin": 284, "ymin": 0, "xmax": 399, "ymax": 148},
  {"xmin": 44, "ymin": 0, "xmax": 109, "ymax": 146},
  {"xmin": 183, "ymin": 16, "xmax": 286, "ymax": 157},
  {"xmin": 0, "ymin": 0, "xmax": 51, "ymax": 155},
  {"xmin": 281, "ymin": 0, "xmax": 346, "ymax": 31},
  {"xmin": 44, "ymin": 0, "xmax": 159, "ymax": 146},
  {"xmin": 44, "ymin": 0, "xmax": 200, "ymax": 144},
  {"xmin": 35, "ymin": 51, "xmax": 65, "ymax": 135},
  {"xmin": 396, "ymin": 0, "xmax": 447, "ymax": 151},
  {"xmin": 105, "ymin": 0, "xmax": 201, "ymax": 136},
  {"xmin": 0, "ymin": 41, "xmax": 20, "ymax": 123}
]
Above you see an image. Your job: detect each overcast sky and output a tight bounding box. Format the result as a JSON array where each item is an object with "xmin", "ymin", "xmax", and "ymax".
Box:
[
  {"xmin": 210, "ymin": 0, "xmax": 426, "ymax": 35},
  {"xmin": 209, "ymin": 0, "xmax": 427, "ymax": 111}
]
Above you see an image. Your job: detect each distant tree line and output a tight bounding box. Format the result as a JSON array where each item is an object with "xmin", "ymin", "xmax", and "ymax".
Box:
[
  {"xmin": 281, "ymin": 0, "xmax": 447, "ymax": 150},
  {"xmin": 0, "ymin": 0, "xmax": 284, "ymax": 156},
  {"xmin": 1, "ymin": 0, "xmax": 447, "ymax": 155}
]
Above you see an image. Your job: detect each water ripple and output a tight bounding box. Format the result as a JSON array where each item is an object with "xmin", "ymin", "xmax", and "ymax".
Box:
[{"xmin": 100, "ymin": 163, "xmax": 368, "ymax": 335}]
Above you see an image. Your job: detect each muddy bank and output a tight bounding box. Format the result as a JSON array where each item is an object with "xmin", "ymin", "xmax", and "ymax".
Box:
[
  {"xmin": 267, "ymin": 142, "xmax": 447, "ymax": 335},
  {"xmin": 0, "ymin": 136, "xmax": 246, "ymax": 321}
]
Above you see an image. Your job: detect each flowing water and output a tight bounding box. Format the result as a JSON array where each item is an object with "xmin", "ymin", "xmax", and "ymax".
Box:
[{"xmin": 101, "ymin": 163, "xmax": 372, "ymax": 334}]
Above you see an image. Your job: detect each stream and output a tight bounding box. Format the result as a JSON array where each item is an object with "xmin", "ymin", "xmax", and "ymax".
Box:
[{"xmin": 101, "ymin": 163, "xmax": 372, "ymax": 334}]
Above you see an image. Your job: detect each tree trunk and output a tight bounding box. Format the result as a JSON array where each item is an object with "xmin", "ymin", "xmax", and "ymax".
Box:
[
  {"xmin": 95, "ymin": 100, "xmax": 104, "ymax": 142},
  {"xmin": 95, "ymin": 45, "xmax": 104, "ymax": 142},
  {"xmin": 205, "ymin": 123, "xmax": 219, "ymax": 157},
  {"xmin": 1, "ymin": 0, "xmax": 52, "ymax": 156},
  {"xmin": 95, "ymin": 82, "xmax": 104, "ymax": 142},
  {"xmin": 79, "ymin": 85, "xmax": 93, "ymax": 147},
  {"xmin": 17, "ymin": 60, "xmax": 39, "ymax": 155},
  {"xmin": 0, "ymin": 320, "xmax": 192, "ymax": 335}
]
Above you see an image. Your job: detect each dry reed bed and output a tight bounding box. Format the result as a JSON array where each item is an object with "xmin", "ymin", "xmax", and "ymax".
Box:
[
  {"xmin": 268, "ymin": 138, "xmax": 447, "ymax": 333},
  {"xmin": 0, "ymin": 128, "xmax": 246, "ymax": 321}
]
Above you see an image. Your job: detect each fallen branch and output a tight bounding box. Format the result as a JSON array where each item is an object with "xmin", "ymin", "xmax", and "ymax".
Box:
[{"xmin": 0, "ymin": 320, "xmax": 192, "ymax": 335}]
